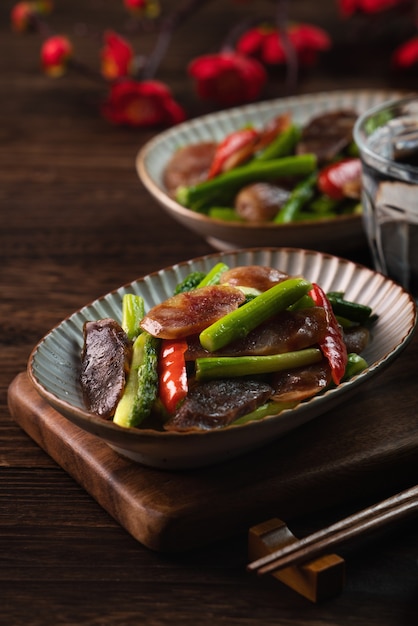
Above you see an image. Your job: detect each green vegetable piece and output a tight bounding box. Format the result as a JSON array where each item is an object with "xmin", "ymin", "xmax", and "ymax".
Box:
[
  {"xmin": 326, "ymin": 292, "xmax": 373, "ymax": 325},
  {"xmin": 174, "ymin": 271, "xmax": 206, "ymax": 294},
  {"xmin": 208, "ymin": 207, "xmax": 242, "ymax": 221},
  {"xmin": 113, "ymin": 332, "xmax": 160, "ymax": 428},
  {"xmin": 237, "ymin": 286, "xmax": 262, "ymax": 300},
  {"xmin": 364, "ymin": 109, "xmax": 393, "ymax": 135},
  {"xmin": 347, "ymin": 140, "xmax": 360, "ymax": 157},
  {"xmin": 343, "ymin": 353, "xmax": 368, "ymax": 381},
  {"xmin": 173, "ymin": 264, "xmax": 229, "ymax": 295},
  {"xmin": 335, "ymin": 315, "xmax": 357, "ymax": 329},
  {"xmin": 274, "ymin": 172, "xmax": 318, "ymax": 223},
  {"xmin": 121, "ymin": 294, "xmax": 145, "ymax": 341},
  {"xmin": 197, "ymin": 262, "xmax": 229, "ymax": 287},
  {"xmin": 233, "ymin": 400, "xmax": 299, "ymax": 425},
  {"xmin": 256, "ymin": 124, "xmax": 301, "ymax": 161},
  {"xmin": 176, "ymin": 154, "xmax": 317, "ymax": 211},
  {"xmin": 309, "ymin": 194, "xmax": 340, "ymax": 215},
  {"xmin": 287, "ymin": 294, "xmax": 315, "ymax": 311},
  {"xmin": 195, "ymin": 348, "xmax": 322, "ymax": 381},
  {"xmin": 199, "ymin": 277, "xmax": 312, "ymax": 352},
  {"xmin": 295, "ymin": 211, "xmax": 338, "ymax": 222}
]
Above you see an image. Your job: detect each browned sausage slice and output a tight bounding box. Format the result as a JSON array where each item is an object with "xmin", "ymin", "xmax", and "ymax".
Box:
[{"xmin": 140, "ymin": 285, "xmax": 246, "ymax": 339}]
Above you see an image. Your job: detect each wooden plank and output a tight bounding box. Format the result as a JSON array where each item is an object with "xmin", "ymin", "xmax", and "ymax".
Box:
[{"xmin": 8, "ymin": 372, "xmax": 418, "ymax": 553}]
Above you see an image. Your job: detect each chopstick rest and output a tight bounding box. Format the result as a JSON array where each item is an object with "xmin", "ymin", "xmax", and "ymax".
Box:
[
  {"xmin": 248, "ymin": 484, "xmax": 418, "ymax": 582},
  {"xmin": 248, "ymin": 518, "xmax": 345, "ymax": 602}
]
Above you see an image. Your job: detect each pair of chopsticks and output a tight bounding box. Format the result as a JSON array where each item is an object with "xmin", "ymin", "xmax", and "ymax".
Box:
[{"xmin": 247, "ymin": 485, "xmax": 418, "ymax": 576}]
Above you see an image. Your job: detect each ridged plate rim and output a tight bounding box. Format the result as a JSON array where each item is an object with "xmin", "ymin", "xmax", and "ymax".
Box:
[{"xmin": 27, "ymin": 247, "xmax": 417, "ymax": 469}]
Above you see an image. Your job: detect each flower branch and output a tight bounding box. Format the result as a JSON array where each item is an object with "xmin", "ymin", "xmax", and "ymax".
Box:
[{"xmin": 10, "ymin": 0, "xmax": 418, "ymax": 128}]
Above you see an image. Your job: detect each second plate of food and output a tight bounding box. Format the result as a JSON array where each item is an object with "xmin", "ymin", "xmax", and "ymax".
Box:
[{"xmin": 136, "ymin": 89, "xmax": 405, "ymax": 252}]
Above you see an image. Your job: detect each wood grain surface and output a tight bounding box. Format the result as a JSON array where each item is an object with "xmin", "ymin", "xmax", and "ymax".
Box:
[
  {"xmin": 2, "ymin": 1, "xmax": 418, "ymax": 624},
  {"xmin": 8, "ymin": 369, "xmax": 418, "ymax": 553}
]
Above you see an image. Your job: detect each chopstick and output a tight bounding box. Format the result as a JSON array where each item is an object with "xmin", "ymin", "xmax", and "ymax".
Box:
[{"xmin": 247, "ymin": 485, "xmax": 418, "ymax": 576}]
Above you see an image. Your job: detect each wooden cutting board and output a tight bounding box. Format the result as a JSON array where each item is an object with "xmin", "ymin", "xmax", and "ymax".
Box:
[{"xmin": 8, "ymin": 370, "xmax": 418, "ymax": 553}]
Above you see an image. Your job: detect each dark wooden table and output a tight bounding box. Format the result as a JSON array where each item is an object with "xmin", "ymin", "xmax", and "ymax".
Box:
[{"xmin": 2, "ymin": 1, "xmax": 418, "ymax": 624}]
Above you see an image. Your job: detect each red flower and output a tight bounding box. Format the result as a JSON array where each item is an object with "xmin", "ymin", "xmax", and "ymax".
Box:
[
  {"xmin": 101, "ymin": 79, "xmax": 186, "ymax": 127},
  {"xmin": 237, "ymin": 22, "xmax": 331, "ymax": 66},
  {"xmin": 101, "ymin": 31, "xmax": 134, "ymax": 80},
  {"xmin": 123, "ymin": 0, "xmax": 160, "ymax": 18},
  {"xmin": 40, "ymin": 35, "xmax": 73, "ymax": 77},
  {"xmin": 338, "ymin": 0, "xmax": 410, "ymax": 17},
  {"xmin": 188, "ymin": 52, "xmax": 266, "ymax": 106},
  {"xmin": 288, "ymin": 23, "xmax": 332, "ymax": 66},
  {"xmin": 392, "ymin": 36, "xmax": 418, "ymax": 67},
  {"xmin": 11, "ymin": 2, "xmax": 35, "ymax": 32},
  {"xmin": 236, "ymin": 24, "xmax": 276, "ymax": 63},
  {"xmin": 11, "ymin": 1, "xmax": 52, "ymax": 33}
]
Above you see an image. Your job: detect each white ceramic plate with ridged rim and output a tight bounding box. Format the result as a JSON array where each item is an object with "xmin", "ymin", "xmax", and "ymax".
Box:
[
  {"xmin": 136, "ymin": 89, "xmax": 407, "ymax": 252},
  {"xmin": 28, "ymin": 247, "xmax": 417, "ymax": 470}
]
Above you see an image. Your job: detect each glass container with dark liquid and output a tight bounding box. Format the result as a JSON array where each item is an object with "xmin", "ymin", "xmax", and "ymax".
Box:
[{"xmin": 355, "ymin": 101, "xmax": 418, "ymax": 300}]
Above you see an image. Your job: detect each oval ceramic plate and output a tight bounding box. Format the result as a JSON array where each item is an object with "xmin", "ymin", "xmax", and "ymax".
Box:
[
  {"xmin": 136, "ymin": 89, "xmax": 406, "ymax": 252},
  {"xmin": 28, "ymin": 248, "xmax": 417, "ymax": 470}
]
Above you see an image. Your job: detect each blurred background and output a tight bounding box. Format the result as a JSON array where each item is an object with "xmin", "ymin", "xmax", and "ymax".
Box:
[
  {"xmin": 3, "ymin": 0, "xmax": 418, "ymax": 124},
  {"xmin": 2, "ymin": 0, "xmax": 417, "ymax": 301}
]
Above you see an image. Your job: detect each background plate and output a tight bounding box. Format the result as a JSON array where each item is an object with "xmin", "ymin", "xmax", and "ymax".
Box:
[{"xmin": 137, "ymin": 89, "xmax": 406, "ymax": 252}]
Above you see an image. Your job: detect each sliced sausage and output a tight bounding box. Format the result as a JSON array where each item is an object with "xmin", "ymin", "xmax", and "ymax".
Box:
[
  {"xmin": 220, "ymin": 265, "xmax": 289, "ymax": 292},
  {"xmin": 234, "ymin": 183, "xmax": 291, "ymax": 222},
  {"xmin": 140, "ymin": 285, "xmax": 246, "ymax": 339},
  {"xmin": 163, "ymin": 142, "xmax": 218, "ymax": 194}
]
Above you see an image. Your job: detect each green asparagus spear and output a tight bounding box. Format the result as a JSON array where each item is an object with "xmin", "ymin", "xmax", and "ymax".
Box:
[
  {"xmin": 287, "ymin": 294, "xmax": 315, "ymax": 311},
  {"xmin": 121, "ymin": 293, "xmax": 145, "ymax": 341},
  {"xmin": 274, "ymin": 172, "xmax": 318, "ymax": 223},
  {"xmin": 199, "ymin": 277, "xmax": 312, "ymax": 352},
  {"xmin": 176, "ymin": 154, "xmax": 317, "ymax": 212},
  {"xmin": 256, "ymin": 124, "xmax": 301, "ymax": 161},
  {"xmin": 233, "ymin": 400, "xmax": 299, "ymax": 425},
  {"xmin": 195, "ymin": 348, "xmax": 322, "ymax": 380},
  {"xmin": 208, "ymin": 207, "xmax": 243, "ymax": 221},
  {"xmin": 197, "ymin": 262, "xmax": 229, "ymax": 287},
  {"xmin": 113, "ymin": 331, "xmax": 160, "ymax": 428}
]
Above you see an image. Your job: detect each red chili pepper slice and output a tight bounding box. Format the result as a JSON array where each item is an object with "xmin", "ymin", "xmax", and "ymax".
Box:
[
  {"xmin": 159, "ymin": 339, "xmax": 188, "ymax": 413},
  {"xmin": 207, "ymin": 127, "xmax": 260, "ymax": 179},
  {"xmin": 317, "ymin": 158, "xmax": 362, "ymax": 200},
  {"xmin": 309, "ymin": 283, "xmax": 348, "ymax": 385}
]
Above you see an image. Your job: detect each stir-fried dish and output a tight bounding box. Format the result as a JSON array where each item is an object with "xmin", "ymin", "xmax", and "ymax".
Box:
[
  {"xmin": 164, "ymin": 110, "xmax": 363, "ymax": 223},
  {"xmin": 80, "ymin": 263, "xmax": 376, "ymax": 432}
]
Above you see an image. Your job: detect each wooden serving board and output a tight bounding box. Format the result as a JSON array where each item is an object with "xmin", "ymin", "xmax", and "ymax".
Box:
[{"xmin": 8, "ymin": 371, "xmax": 418, "ymax": 553}]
